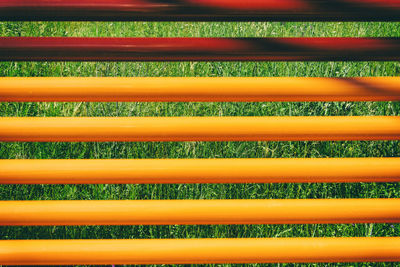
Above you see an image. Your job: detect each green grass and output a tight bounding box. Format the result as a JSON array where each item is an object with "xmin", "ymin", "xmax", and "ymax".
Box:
[{"xmin": 0, "ymin": 21, "xmax": 399, "ymax": 267}]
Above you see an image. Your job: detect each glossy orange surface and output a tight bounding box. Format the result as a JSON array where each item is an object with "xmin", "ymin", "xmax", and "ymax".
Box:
[
  {"xmin": 0, "ymin": 199, "xmax": 399, "ymax": 226},
  {"xmin": 1, "ymin": 116, "xmax": 399, "ymax": 142},
  {"xmin": 1, "ymin": 158, "xmax": 399, "ymax": 184},
  {"xmin": 1, "ymin": 238, "xmax": 399, "ymax": 265},
  {"xmin": 1, "ymin": 77, "xmax": 400, "ymax": 102}
]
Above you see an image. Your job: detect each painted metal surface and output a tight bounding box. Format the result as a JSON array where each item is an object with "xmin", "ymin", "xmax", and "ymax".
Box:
[
  {"xmin": 1, "ymin": 238, "xmax": 400, "ymax": 265},
  {"xmin": 1, "ymin": 199, "xmax": 399, "ymax": 225},
  {"xmin": 1, "ymin": 37, "xmax": 400, "ymax": 61},
  {"xmin": 1, "ymin": 158, "xmax": 400, "ymax": 184},
  {"xmin": 0, "ymin": 0, "xmax": 399, "ymax": 21},
  {"xmin": 1, "ymin": 77, "xmax": 400, "ymax": 102},
  {"xmin": 0, "ymin": 116, "xmax": 399, "ymax": 142}
]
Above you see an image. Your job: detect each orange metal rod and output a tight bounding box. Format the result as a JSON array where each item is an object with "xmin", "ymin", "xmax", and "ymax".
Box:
[
  {"xmin": 1, "ymin": 238, "xmax": 399, "ymax": 265},
  {"xmin": 1, "ymin": 199, "xmax": 399, "ymax": 226},
  {"xmin": 0, "ymin": 116, "xmax": 399, "ymax": 142},
  {"xmin": 1, "ymin": 77, "xmax": 400, "ymax": 102},
  {"xmin": 1, "ymin": 158, "xmax": 400, "ymax": 184}
]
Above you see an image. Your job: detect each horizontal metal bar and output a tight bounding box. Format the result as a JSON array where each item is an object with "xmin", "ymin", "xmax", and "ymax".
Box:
[
  {"xmin": 0, "ymin": 116, "xmax": 399, "ymax": 142},
  {"xmin": 1, "ymin": 77, "xmax": 400, "ymax": 102},
  {"xmin": 0, "ymin": 0, "xmax": 399, "ymax": 21},
  {"xmin": 1, "ymin": 37, "xmax": 400, "ymax": 61},
  {"xmin": 1, "ymin": 238, "xmax": 400, "ymax": 265},
  {"xmin": 1, "ymin": 199, "xmax": 399, "ymax": 225},
  {"xmin": 1, "ymin": 158, "xmax": 400, "ymax": 184}
]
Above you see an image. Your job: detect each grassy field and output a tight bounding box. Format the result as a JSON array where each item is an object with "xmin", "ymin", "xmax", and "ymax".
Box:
[{"xmin": 0, "ymin": 21, "xmax": 399, "ymax": 267}]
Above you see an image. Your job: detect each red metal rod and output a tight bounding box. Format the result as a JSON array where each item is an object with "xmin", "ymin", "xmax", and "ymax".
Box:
[
  {"xmin": 0, "ymin": 0, "xmax": 399, "ymax": 21},
  {"xmin": 1, "ymin": 37, "xmax": 399, "ymax": 61}
]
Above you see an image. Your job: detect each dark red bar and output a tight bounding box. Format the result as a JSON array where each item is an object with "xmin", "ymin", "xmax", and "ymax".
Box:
[
  {"xmin": 0, "ymin": 37, "xmax": 399, "ymax": 62},
  {"xmin": 0, "ymin": 0, "xmax": 400, "ymax": 21}
]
